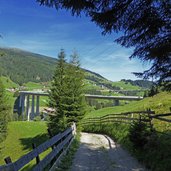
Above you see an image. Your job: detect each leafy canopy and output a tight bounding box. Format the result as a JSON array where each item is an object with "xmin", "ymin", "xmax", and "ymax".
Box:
[{"xmin": 37, "ymin": 0, "xmax": 171, "ymax": 90}]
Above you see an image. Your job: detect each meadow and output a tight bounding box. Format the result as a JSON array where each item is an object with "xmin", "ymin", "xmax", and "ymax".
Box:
[{"xmin": 0, "ymin": 121, "xmax": 49, "ymax": 170}]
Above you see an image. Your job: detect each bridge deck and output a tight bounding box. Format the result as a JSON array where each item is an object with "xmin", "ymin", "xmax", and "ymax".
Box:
[{"xmin": 19, "ymin": 91, "xmax": 143, "ymax": 100}]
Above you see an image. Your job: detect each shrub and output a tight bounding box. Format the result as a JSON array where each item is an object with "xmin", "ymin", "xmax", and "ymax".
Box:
[{"xmin": 128, "ymin": 121, "xmax": 152, "ymax": 149}]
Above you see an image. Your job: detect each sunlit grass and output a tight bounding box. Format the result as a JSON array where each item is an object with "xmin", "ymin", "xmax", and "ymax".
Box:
[{"xmin": 0, "ymin": 121, "xmax": 48, "ymax": 169}]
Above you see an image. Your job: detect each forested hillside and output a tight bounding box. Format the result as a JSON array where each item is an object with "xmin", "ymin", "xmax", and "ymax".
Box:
[
  {"xmin": 0, "ymin": 48, "xmax": 56, "ymax": 85},
  {"xmin": 0, "ymin": 47, "xmax": 152, "ymax": 91}
]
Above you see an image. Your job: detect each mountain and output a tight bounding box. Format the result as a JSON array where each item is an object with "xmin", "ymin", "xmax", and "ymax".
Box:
[
  {"xmin": 121, "ymin": 79, "xmax": 153, "ymax": 89},
  {"xmin": 0, "ymin": 47, "xmax": 151, "ymax": 91},
  {"xmin": 0, "ymin": 48, "xmax": 56, "ymax": 85},
  {"xmin": 0, "ymin": 47, "xmax": 110, "ymax": 85}
]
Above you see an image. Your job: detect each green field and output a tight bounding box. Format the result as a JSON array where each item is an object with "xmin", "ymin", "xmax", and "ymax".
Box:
[{"xmin": 0, "ymin": 121, "xmax": 49, "ymax": 170}]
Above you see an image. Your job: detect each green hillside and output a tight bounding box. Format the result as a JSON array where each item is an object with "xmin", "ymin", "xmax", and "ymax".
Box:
[
  {"xmin": 23, "ymin": 82, "xmax": 45, "ymax": 90},
  {"xmin": 112, "ymin": 81, "xmax": 141, "ymax": 90},
  {"xmin": 86, "ymin": 91, "xmax": 171, "ymax": 118},
  {"xmin": 0, "ymin": 47, "xmax": 151, "ymax": 93},
  {"xmin": 0, "ymin": 47, "xmax": 110, "ymax": 86},
  {"xmin": 0, "ymin": 48, "xmax": 56, "ymax": 85},
  {"xmin": 0, "ymin": 76, "xmax": 18, "ymax": 89}
]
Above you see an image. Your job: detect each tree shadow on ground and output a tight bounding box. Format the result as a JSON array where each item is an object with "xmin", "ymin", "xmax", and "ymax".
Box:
[
  {"xmin": 19, "ymin": 133, "xmax": 49, "ymax": 151},
  {"xmin": 19, "ymin": 133, "xmax": 49, "ymax": 171}
]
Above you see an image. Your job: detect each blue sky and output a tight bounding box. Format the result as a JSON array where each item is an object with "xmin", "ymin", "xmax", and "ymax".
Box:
[{"xmin": 0, "ymin": 0, "xmax": 151, "ymax": 81}]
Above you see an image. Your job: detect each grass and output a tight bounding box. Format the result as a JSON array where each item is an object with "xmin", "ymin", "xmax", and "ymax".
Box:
[
  {"xmin": 23, "ymin": 82, "xmax": 44, "ymax": 90},
  {"xmin": 54, "ymin": 134, "xmax": 80, "ymax": 171},
  {"xmin": 0, "ymin": 76, "xmax": 18, "ymax": 88},
  {"xmin": 85, "ymin": 92, "xmax": 171, "ymax": 118},
  {"xmin": 0, "ymin": 121, "xmax": 49, "ymax": 170},
  {"xmin": 83, "ymin": 91, "xmax": 171, "ymax": 171},
  {"xmin": 112, "ymin": 81, "xmax": 141, "ymax": 90},
  {"xmin": 83, "ymin": 122, "xmax": 171, "ymax": 171}
]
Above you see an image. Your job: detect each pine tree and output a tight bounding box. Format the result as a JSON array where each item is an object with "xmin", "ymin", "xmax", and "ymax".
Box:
[
  {"xmin": 65, "ymin": 52, "xmax": 86, "ymax": 127},
  {"xmin": 0, "ymin": 79, "xmax": 9, "ymax": 142},
  {"xmin": 48, "ymin": 49, "xmax": 68, "ymax": 135},
  {"xmin": 48, "ymin": 50, "xmax": 85, "ymax": 134}
]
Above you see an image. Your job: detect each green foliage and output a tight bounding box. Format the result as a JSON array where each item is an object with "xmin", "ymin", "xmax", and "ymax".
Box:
[
  {"xmin": 0, "ymin": 76, "xmax": 18, "ymax": 89},
  {"xmin": 65, "ymin": 52, "xmax": 86, "ymax": 127},
  {"xmin": 128, "ymin": 121, "xmax": 153, "ymax": 149},
  {"xmin": 148, "ymin": 85, "xmax": 159, "ymax": 97},
  {"xmin": 141, "ymin": 134, "xmax": 171, "ymax": 171},
  {"xmin": 0, "ymin": 79, "xmax": 10, "ymax": 142},
  {"xmin": 33, "ymin": 116, "xmax": 42, "ymax": 121},
  {"xmin": 0, "ymin": 48, "xmax": 56, "ymax": 85},
  {"xmin": 48, "ymin": 50, "xmax": 86, "ymax": 134},
  {"xmin": 48, "ymin": 49, "xmax": 68, "ymax": 135},
  {"xmin": 13, "ymin": 90, "xmax": 20, "ymax": 97},
  {"xmin": 55, "ymin": 134, "xmax": 80, "ymax": 171}
]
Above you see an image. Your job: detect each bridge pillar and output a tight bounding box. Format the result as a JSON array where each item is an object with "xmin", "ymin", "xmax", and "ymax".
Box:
[
  {"xmin": 26, "ymin": 95, "xmax": 30, "ymax": 121},
  {"xmin": 114, "ymin": 99, "xmax": 120, "ymax": 106},
  {"xmin": 31, "ymin": 95, "xmax": 35, "ymax": 118},
  {"xmin": 36, "ymin": 95, "xmax": 40, "ymax": 115},
  {"xmin": 21, "ymin": 94, "xmax": 25, "ymax": 120}
]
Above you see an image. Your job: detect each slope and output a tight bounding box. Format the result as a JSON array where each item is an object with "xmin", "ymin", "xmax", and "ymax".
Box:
[
  {"xmin": 0, "ymin": 47, "xmax": 150, "ymax": 92},
  {"xmin": 85, "ymin": 91, "xmax": 171, "ymax": 118}
]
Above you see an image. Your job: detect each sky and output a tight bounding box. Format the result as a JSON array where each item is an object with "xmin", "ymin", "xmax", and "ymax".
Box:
[{"xmin": 0, "ymin": 0, "xmax": 151, "ymax": 81}]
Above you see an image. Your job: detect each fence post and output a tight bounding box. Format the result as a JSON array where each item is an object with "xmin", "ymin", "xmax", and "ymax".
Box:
[
  {"xmin": 4, "ymin": 156, "xmax": 12, "ymax": 164},
  {"xmin": 100, "ymin": 117, "xmax": 102, "ymax": 129},
  {"xmin": 139, "ymin": 113, "xmax": 142, "ymax": 123},
  {"xmin": 147, "ymin": 109, "xmax": 154, "ymax": 132},
  {"xmin": 47, "ymin": 128, "xmax": 53, "ymax": 138},
  {"xmin": 47, "ymin": 128, "xmax": 55, "ymax": 150},
  {"xmin": 32, "ymin": 143, "xmax": 40, "ymax": 164},
  {"xmin": 72, "ymin": 122, "xmax": 76, "ymax": 136}
]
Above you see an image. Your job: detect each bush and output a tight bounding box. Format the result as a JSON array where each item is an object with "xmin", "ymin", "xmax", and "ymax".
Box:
[
  {"xmin": 33, "ymin": 116, "xmax": 42, "ymax": 121},
  {"xmin": 128, "ymin": 121, "xmax": 152, "ymax": 149}
]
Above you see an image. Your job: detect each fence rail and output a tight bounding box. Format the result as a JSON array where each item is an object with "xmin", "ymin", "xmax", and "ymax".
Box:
[
  {"xmin": 0, "ymin": 123, "xmax": 76, "ymax": 171},
  {"xmin": 82, "ymin": 111, "xmax": 171, "ymax": 126}
]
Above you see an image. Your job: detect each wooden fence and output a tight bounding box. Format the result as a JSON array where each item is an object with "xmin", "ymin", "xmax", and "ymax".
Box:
[
  {"xmin": 0, "ymin": 123, "xmax": 76, "ymax": 171},
  {"xmin": 81, "ymin": 110, "xmax": 171, "ymax": 126}
]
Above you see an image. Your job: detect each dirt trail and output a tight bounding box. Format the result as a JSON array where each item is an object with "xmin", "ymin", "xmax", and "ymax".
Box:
[{"xmin": 70, "ymin": 132, "xmax": 147, "ymax": 171}]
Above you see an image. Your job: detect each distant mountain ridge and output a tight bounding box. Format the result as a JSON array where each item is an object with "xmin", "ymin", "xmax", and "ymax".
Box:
[
  {"xmin": 0, "ymin": 47, "xmax": 152, "ymax": 89},
  {"xmin": 0, "ymin": 47, "xmax": 110, "ymax": 85}
]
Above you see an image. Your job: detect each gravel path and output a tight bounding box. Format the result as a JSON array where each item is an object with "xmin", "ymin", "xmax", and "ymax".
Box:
[{"xmin": 70, "ymin": 132, "xmax": 147, "ymax": 171}]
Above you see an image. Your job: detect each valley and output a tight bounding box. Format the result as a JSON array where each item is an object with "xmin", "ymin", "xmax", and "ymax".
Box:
[{"xmin": 0, "ymin": 47, "xmax": 170, "ymax": 171}]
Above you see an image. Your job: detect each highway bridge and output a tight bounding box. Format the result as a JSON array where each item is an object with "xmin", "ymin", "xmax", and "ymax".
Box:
[{"xmin": 17, "ymin": 91, "xmax": 143, "ymax": 121}]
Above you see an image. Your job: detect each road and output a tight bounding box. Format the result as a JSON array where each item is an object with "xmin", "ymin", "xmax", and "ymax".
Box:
[{"xmin": 70, "ymin": 133, "xmax": 147, "ymax": 171}]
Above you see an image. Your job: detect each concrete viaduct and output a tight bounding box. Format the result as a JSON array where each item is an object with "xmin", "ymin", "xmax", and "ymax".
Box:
[{"xmin": 19, "ymin": 91, "xmax": 143, "ymax": 121}]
